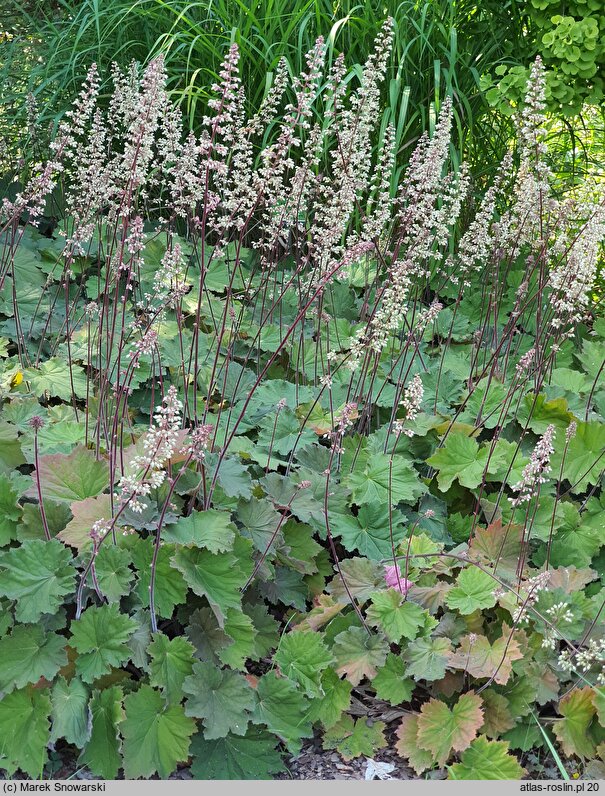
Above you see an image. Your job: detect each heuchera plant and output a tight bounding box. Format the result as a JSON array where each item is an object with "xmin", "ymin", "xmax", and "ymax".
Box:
[{"xmin": 0, "ymin": 26, "xmax": 604, "ymax": 780}]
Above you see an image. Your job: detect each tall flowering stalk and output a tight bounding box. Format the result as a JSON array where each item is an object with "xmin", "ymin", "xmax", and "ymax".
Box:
[
  {"xmin": 509, "ymin": 424, "xmax": 556, "ymax": 508},
  {"xmin": 394, "ymin": 374, "xmax": 424, "ymax": 438},
  {"xmin": 116, "ymin": 385, "xmax": 183, "ymax": 514}
]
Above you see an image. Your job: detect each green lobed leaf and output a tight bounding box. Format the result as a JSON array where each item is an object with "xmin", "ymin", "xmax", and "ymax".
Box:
[
  {"xmin": 190, "ymin": 728, "xmax": 285, "ymax": 780},
  {"xmin": 0, "ymin": 539, "xmax": 75, "ymax": 623},
  {"xmin": 243, "ymin": 602, "xmax": 280, "ymax": 659},
  {"xmin": 326, "ymin": 557, "xmax": 383, "ymax": 603},
  {"xmin": 183, "ymin": 661, "xmax": 256, "ymax": 739},
  {"xmin": 0, "ymin": 624, "xmax": 67, "ymax": 692},
  {"xmin": 278, "ymin": 519, "xmax": 322, "ymax": 574},
  {"xmin": 131, "ymin": 538, "xmax": 188, "ymax": 619},
  {"xmin": 372, "ymin": 653, "xmax": 415, "ymax": 705},
  {"xmin": 516, "ymin": 394, "xmax": 573, "ymax": 434},
  {"xmin": 366, "ymin": 589, "xmax": 427, "ymax": 643},
  {"xmin": 307, "ymin": 668, "xmax": 352, "ymax": 729},
  {"xmin": 252, "ymin": 671, "xmax": 312, "ymax": 754},
  {"xmin": 94, "ymin": 544, "xmax": 134, "ymax": 603},
  {"xmin": 551, "ymin": 421, "xmax": 605, "ymax": 493},
  {"xmin": 334, "ymin": 503, "xmax": 407, "ymax": 560},
  {"xmin": 148, "ymin": 633, "xmax": 196, "ymax": 705},
  {"xmin": 79, "ymin": 687, "xmax": 124, "ymax": 779},
  {"xmin": 346, "ymin": 453, "xmax": 426, "ymax": 506},
  {"xmin": 162, "ymin": 508, "xmax": 236, "ymax": 553},
  {"xmin": 540, "ymin": 500, "xmax": 602, "ymax": 569},
  {"xmin": 500, "ymin": 721, "xmax": 543, "ymax": 753},
  {"xmin": 445, "ymin": 567, "xmax": 498, "ymax": 614},
  {"xmin": 323, "ymin": 714, "xmax": 387, "ymax": 761},
  {"xmin": 448, "ymin": 736, "xmax": 525, "ymax": 779},
  {"xmin": 20, "ymin": 499, "xmax": 71, "ymax": 542},
  {"xmin": 403, "ymin": 636, "xmax": 452, "ymax": 682},
  {"xmin": 50, "ymin": 677, "xmax": 90, "ymax": 747},
  {"xmin": 427, "ymin": 433, "xmax": 505, "ymax": 492},
  {"xmin": 27, "ymin": 445, "xmax": 109, "ymax": 503},
  {"xmin": 499, "ymin": 677, "xmax": 537, "ymax": 721},
  {"xmin": 0, "ymin": 687, "xmax": 51, "ymax": 777},
  {"xmin": 185, "ymin": 606, "xmax": 232, "ymax": 665},
  {"xmin": 274, "ymin": 630, "xmax": 334, "ymax": 697},
  {"xmin": 218, "ymin": 608, "xmax": 257, "ymax": 670},
  {"xmin": 27, "ymin": 421, "xmax": 87, "ymax": 458},
  {"xmin": 24, "ymin": 358, "xmax": 88, "ymax": 400},
  {"xmin": 259, "ymin": 565, "xmax": 309, "ymax": 611},
  {"xmin": 332, "ymin": 626, "xmax": 389, "ymax": 686},
  {"xmin": 70, "ymin": 603, "xmax": 137, "ymax": 683},
  {"xmin": 235, "ymin": 497, "xmax": 283, "ymax": 555},
  {"xmin": 128, "ymin": 608, "xmax": 153, "ymax": 671},
  {"xmin": 171, "ymin": 536, "xmax": 253, "ymax": 626},
  {"xmin": 204, "ymin": 454, "xmax": 253, "ymax": 499},
  {"xmin": 122, "ymin": 685, "xmax": 196, "ymax": 779},
  {"xmin": 459, "ymin": 380, "xmax": 507, "ymax": 429},
  {"xmin": 256, "ymin": 406, "xmax": 315, "ymax": 455}
]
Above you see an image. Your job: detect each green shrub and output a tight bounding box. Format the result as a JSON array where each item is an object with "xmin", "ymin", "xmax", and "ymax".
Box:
[{"xmin": 484, "ymin": 0, "xmax": 605, "ymax": 116}]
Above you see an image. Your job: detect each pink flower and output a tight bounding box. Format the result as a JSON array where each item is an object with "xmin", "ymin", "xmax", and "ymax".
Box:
[{"xmin": 384, "ymin": 565, "xmax": 413, "ymax": 594}]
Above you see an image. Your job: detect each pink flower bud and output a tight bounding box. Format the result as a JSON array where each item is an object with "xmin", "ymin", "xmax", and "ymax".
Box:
[{"xmin": 384, "ymin": 565, "xmax": 413, "ymax": 594}]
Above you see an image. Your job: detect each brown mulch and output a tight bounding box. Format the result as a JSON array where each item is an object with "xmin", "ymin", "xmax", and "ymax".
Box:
[
  {"xmin": 276, "ymin": 689, "xmax": 420, "ymax": 781},
  {"xmin": 278, "ymin": 735, "xmax": 416, "ymax": 780}
]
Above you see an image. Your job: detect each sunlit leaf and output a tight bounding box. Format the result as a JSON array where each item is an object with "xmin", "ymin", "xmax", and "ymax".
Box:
[
  {"xmin": 332, "ymin": 626, "xmax": 389, "ymax": 685},
  {"xmin": 448, "ymin": 736, "xmax": 525, "ymax": 779},
  {"xmin": 366, "ymin": 589, "xmax": 427, "ymax": 643},
  {"xmin": 427, "ymin": 433, "xmax": 505, "ymax": 492},
  {"xmin": 445, "ymin": 567, "xmax": 498, "ymax": 614},
  {"xmin": 416, "ymin": 692, "xmax": 484, "ymax": 766},
  {"xmin": 274, "ymin": 630, "xmax": 334, "ymax": 697},
  {"xmin": 553, "ymin": 687, "xmax": 597, "ymax": 759}
]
